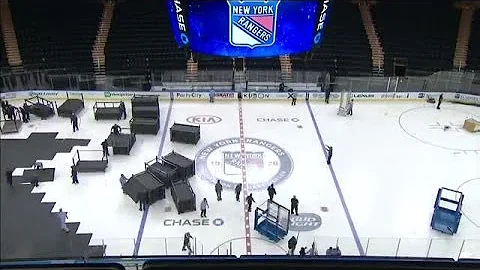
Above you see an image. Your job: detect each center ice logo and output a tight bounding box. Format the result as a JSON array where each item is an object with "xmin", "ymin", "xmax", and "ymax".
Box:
[
  {"xmin": 223, "ymin": 151, "xmax": 264, "ymax": 175},
  {"xmin": 195, "ymin": 137, "xmax": 293, "ymax": 190},
  {"xmin": 227, "ymin": 0, "xmax": 280, "ymax": 48}
]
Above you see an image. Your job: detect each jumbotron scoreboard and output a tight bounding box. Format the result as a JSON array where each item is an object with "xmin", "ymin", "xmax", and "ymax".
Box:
[{"xmin": 168, "ymin": 0, "xmax": 333, "ymax": 57}]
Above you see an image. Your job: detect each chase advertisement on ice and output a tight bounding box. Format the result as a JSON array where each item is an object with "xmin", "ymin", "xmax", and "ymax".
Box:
[{"xmin": 167, "ymin": 0, "xmax": 333, "ymax": 57}]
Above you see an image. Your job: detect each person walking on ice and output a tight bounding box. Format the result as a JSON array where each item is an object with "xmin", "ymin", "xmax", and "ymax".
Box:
[
  {"xmin": 287, "ymin": 235, "xmax": 297, "ymax": 255},
  {"xmin": 437, "ymin": 94, "xmax": 443, "ymax": 110},
  {"xmin": 326, "ymin": 145, "xmax": 333, "ymax": 165},
  {"xmin": 101, "ymin": 139, "xmax": 109, "ymax": 159},
  {"xmin": 57, "ymin": 208, "xmax": 69, "ymax": 233},
  {"xmin": 209, "ymin": 89, "xmax": 215, "ymax": 103},
  {"xmin": 70, "ymin": 113, "xmax": 79, "ymax": 132},
  {"xmin": 267, "ymin": 184, "xmax": 276, "ymax": 201},
  {"xmin": 200, "ymin": 198, "xmax": 209, "ymax": 218},
  {"xmin": 291, "ymin": 195, "xmax": 299, "ymax": 216},
  {"xmin": 215, "ymin": 180, "xmax": 223, "ymax": 201},
  {"xmin": 182, "ymin": 232, "xmax": 194, "ymax": 254},
  {"xmin": 346, "ymin": 99, "xmax": 354, "ymax": 116},
  {"xmin": 246, "ymin": 193, "xmax": 255, "ymax": 212},
  {"xmin": 235, "ymin": 183, "xmax": 242, "ymax": 202},
  {"xmin": 71, "ymin": 165, "xmax": 79, "ymax": 184}
]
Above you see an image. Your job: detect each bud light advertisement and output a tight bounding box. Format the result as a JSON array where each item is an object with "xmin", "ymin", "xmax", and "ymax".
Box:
[{"xmin": 167, "ymin": 0, "xmax": 333, "ymax": 57}]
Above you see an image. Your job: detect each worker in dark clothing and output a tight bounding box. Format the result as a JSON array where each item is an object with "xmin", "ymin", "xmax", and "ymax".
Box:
[
  {"xmin": 6, "ymin": 169, "xmax": 13, "ymax": 186},
  {"xmin": 325, "ymin": 86, "xmax": 331, "ymax": 104},
  {"xmin": 246, "ymin": 193, "xmax": 255, "ymax": 212},
  {"xmin": 235, "ymin": 183, "xmax": 242, "ymax": 202},
  {"xmin": 19, "ymin": 106, "xmax": 29, "ymax": 123},
  {"xmin": 7, "ymin": 105, "xmax": 16, "ymax": 120},
  {"xmin": 119, "ymin": 101, "xmax": 127, "ymax": 119},
  {"xmin": 70, "ymin": 113, "xmax": 79, "ymax": 132},
  {"xmin": 437, "ymin": 94, "xmax": 443, "ymax": 110},
  {"xmin": 71, "ymin": 165, "xmax": 79, "ymax": 184},
  {"xmin": 182, "ymin": 232, "xmax": 193, "ymax": 254},
  {"xmin": 289, "ymin": 90, "xmax": 297, "ymax": 106},
  {"xmin": 31, "ymin": 175, "xmax": 39, "ymax": 187},
  {"xmin": 326, "ymin": 145, "xmax": 333, "ymax": 165},
  {"xmin": 299, "ymin": 247, "xmax": 307, "ymax": 257},
  {"xmin": 23, "ymin": 102, "xmax": 30, "ymax": 121},
  {"xmin": 288, "ymin": 236, "xmax": 298, "ymax": 255},
  {"xmin": 111, "ymin": 124, "xmax": 122, "ymax": 135},
  {"xmin": 291, "ymin": 195, "xmax": 299, "ymax": 216},
  {"xmin": 215, "ymin": 180, "xmax": 223, "ymax": 201},
  {"xmin": 138, "ymin": 193, "xmax": 148, "ymax": 211},
  {"xmin": 267, "ymin": 184, "xmax": 276, "ymax": 201},
  {"xmin": 101, "ymin": 139, "xmax": 109, "ymax": 159}
]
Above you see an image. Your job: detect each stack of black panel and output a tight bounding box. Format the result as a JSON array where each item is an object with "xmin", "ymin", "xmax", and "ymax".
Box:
[
  {"xmin": 106, "ymin": 130, "xmax": 136, "ymax": 155},
  {"xmin": 123, "ymin": 171, "xmax": 165, "ymax": 205},
  {"xmin": 162, "ymin": 151, "xmax": 195, "ymax": 180},
  {"xmin": 170, "ymin": 123, "xmax": 200, "ymax": 144},
  {"xmin": 144, "ymin": 156, "xmax": 178, "ymax": 188},
  {"xmin": 129, "ymin": 95, "xmax": 160, "ymax": 134},
  {"xmin": 143, "ymin": 151, "xmax": 197, "ymax": 214}
]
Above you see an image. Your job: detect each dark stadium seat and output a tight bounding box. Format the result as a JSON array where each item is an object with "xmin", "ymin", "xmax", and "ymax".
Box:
[
  {"xmin": 9, "ymin": 0, "xmax": 102, "ymax": 73},
  {"xmin": 0, "ymin": 30, "xmax": 9, "ymax": 70},
  {"xmin": 292, "ymin": 2, "xmax": 372, "ymax": 76},
  {"xmin": 105, "ymin": 0, "xmax": 187, "ymax": 76},
  {"xmin": 374, "ymin": 1, "xmax": 460, "ymax": 76},
  {"xmin": 466, "ymin": 10, "xmax": 480, "ymax": 71}
]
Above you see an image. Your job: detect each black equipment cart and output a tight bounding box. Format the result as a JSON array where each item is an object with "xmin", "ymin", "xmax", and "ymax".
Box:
[
  {"xmin": 72, "ymin": 149, "xmax": 108, "ymax": 172},
  {"xmin": 24, "ymin": 96, "xmax": 56, "ymax": 119},
  {"xmin": 93, "ymin": 101, "xmax": 122, "ymax": 120},
  {"xmin": 144, "ymin": 156, "xmax": 179, "ymax": 188},
  {"xmin": 170, "ymin": 123, "xmax": 200, "ymax": 144},
  {"xmin": 171, "ymin": 181, "xmax": 196, "ymax": 214},
  {"xmin": 56, "ymin": 92, "xmax": 85, "ymax": 117},
  {"xmin": 162, "ymin": 151, "xmax": 195, "ymax": 180},
  {"xmin": 106, "ymin": 128, "xmax": 136, "ymax": 155}
]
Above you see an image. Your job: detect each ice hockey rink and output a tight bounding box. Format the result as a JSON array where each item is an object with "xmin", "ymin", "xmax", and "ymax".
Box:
[{"xmin": 1, "ymin": 97, "xmax": 479, "ymax": 259}]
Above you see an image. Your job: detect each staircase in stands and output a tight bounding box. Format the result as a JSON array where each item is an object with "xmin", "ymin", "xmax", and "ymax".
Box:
[
  {"xmin": 0, "ymin": 0, "xmax": 23, "ymax": 72},
  {"xmin": 186, "ymin": 54, "xmax": 198, "ymax": 82},
  {"xmin": 358, "ymin": 1, "xmax": 384, "ymax": 76},
  {"xmin": 453, "ymin": 3, "xmax": 478, "ymax": 70},
  {"xmin": 279, "ymin": 55, "xmax": 292, "ymax": 82},
  {"xmin": 92, "ymin": 0, "xmax": 115, "ymax": 86}
]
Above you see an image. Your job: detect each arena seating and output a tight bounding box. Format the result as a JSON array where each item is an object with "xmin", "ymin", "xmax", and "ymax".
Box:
[
  {"xmin": 105, "ymin": 0, "xmax": 187, "ymax": 76},
  {"xmin": 9, "ymin": 0, "xmax": 102, "ymax": 73},
  {"xmin": 466, "ymin": 10, "xmax": 480, "ymax": 71},
  {"xmin": 246, "ymin": 58, "xmax": 281, "ymax": 70},
  {"xmin": 374, "ymin": 1, "xmax": 460, "ymax": 76},
  {"xmin": 292, "ymin": 2, "xmax": 372, "ymax": 76},
  {"xmin": 198, "ymin": 55, "xmax": 233, "ymax": 71},
  {"xmin": 0, "ymin": 30, "xmax": 8, "ymax": 70}
]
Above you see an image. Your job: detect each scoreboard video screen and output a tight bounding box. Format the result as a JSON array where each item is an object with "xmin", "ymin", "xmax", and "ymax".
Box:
[{"xmin": 168, "ymin": 0, "xmax": 333, "ymax": 58}]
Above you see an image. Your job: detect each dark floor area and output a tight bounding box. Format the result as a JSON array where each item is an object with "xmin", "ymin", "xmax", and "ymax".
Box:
[{"xmin": 1, "ymin": 133, "xmax": 105, "ymax": 260}]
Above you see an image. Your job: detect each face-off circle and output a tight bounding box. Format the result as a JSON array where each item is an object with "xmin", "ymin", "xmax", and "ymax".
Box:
[{"xmin": 195, "ymin": 137, "xmax": 294, "ymax": 190}]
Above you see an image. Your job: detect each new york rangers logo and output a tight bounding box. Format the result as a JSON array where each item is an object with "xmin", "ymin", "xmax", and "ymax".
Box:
[{"xmin": 227, "ymin": 0, "xmax": 280, "ymax": 48}]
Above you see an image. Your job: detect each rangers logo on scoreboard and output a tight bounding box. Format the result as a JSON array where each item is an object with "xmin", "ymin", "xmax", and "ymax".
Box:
[{"xmin": 227, "ymin": 0, "xmax": 281, "ymax": 48}]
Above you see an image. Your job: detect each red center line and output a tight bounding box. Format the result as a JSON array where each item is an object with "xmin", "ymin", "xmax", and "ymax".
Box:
[{"xmin": 238, "ymin": 99, "xmax": 252, "ymax": 255}]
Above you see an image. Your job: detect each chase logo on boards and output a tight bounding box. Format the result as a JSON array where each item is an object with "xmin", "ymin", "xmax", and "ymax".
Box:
[
  {"xmin": 186, "ymin": 115, "xmax": 222, "ymax": 124},
  {"xmin": 164, "ymin": 218, "xmax": 225, "ymax": 227},
  {"xmin": 195, "ymin": 137, "xmax": 293, "ymax": 190},
  {"xmin": 418, "ymin": 93, "xmax": 425, "ymax": 98},
  {"xmin": 227, "ymin": 0, "xmax": 280, "ymax": 48},
  {"xmin": 454, "ymin": 93, "xmax": 460, "ymax": 99},
  {"xmin": 290, "ymin": 213, "xmax": 322, "ymax": 231}
]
